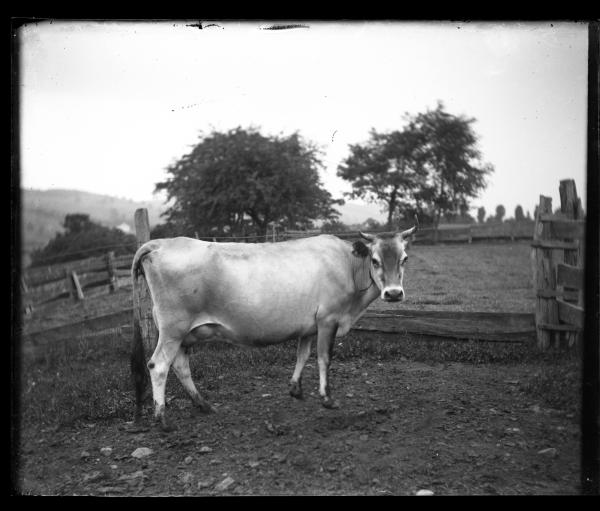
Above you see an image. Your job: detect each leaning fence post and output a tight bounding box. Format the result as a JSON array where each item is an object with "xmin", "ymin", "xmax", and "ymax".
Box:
[
  {"xmin": 70, "ymin": 271, "xmax": 84, "ymax": 301},
  {"xmin": 134, "ymin": 208, "xmax": 158, "ymax": 354},
  {"xmin": 532, "ymin": 195, "xmax": 557, "ymax": 350}
]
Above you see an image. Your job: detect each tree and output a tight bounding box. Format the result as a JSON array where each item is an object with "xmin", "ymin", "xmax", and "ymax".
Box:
[
  {"xmin": 408, "ymin": 102, "xmax": 494, "ymax": 227},
  {"xmin": 362, "ymin": 217, "xmax": 383, "ymax": 231},
  {"xmin": 29, "ymin": 213, "xmax": 136, "ymax": 267},
  {"xmin": 320, "ymin": 219, "xmax": 349, "ymax": 233},
  {"xmin": 514, "ymin": 205, "xmax": 525, "ymax": 221},
  {"xmin": 156, "ymin": 127, "xmax": 342, "ymax": 237},
  {"xmin": 337, "ymin": 126, "xmax": 426, "ymax": 228},
  {"xmin": 338, "ymin": 102, "xmax": 493, "ymax": 230},
  {"xmin": 495, "ymin": 204, "xmax": 506, "ymax": 222},
  {"xmin": 477, "ymin": 206, "xmax": 485, "ymax": 224}
]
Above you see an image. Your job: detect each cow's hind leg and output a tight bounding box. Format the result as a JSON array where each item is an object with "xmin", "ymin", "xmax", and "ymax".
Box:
[
  {"xmin": 147, "ymin": 334, "xmax": 181, "ymax": 432},
  {"xmin": 289, "ymin": 335, "xmax": 314, "ymax": 400},
  {"xmin": 316, "ymin": 322, "xmax": 339, "ymax": 409},
  {"xmin": 172, "ymin": 347, "xmax": 215, "ymax": 414}
]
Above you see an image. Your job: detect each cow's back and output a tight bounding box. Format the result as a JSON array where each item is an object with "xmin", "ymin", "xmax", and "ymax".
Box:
[{"xmin": 140, "ymin": 236, "xmax": 360, "ymax": 344}]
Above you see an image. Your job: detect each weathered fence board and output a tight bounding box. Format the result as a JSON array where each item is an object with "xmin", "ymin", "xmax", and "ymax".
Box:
[
  {"xmin": 113, "ymin": 254, "xmax": 134, "ymax": 268},
  {"xmin": 21, "ymin": 306, "xmax": 535, "ymax": 347},
  {"xmin": 77, "ymin": 272, "xmax": 111, "ymax": 290},
  {"xmin": 354, "ymin": 309, "xmax": 535, "ymax": 342},
  {"xmin": 556, "ymin": 263, "xmax": 584, "ymax": 290},
  {"xmin": 23, "ymin": 278, "xmax": 70, "ymax": 304},
  {"xmin": 557, "ymin": 299, "xmax": 584, "ymax": 329},
  {"xmin": 25, "ymin": 255, "xmax": 109, "ymax": 287}
]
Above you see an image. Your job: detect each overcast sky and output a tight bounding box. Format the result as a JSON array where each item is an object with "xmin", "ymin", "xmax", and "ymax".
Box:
[{"xmin": 19, "ymin": 20, "xmax": 589, "ymax": 220}]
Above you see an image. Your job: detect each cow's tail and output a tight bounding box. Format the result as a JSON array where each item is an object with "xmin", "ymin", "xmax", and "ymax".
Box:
[{"xmin": 130, "ymin": 243, "xmax": 154, "ymax": 421}]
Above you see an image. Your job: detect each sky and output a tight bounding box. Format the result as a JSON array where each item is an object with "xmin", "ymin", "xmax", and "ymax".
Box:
[{"xmin": 18, "ymin": 20, "xmax": 589, "ymax": 221}]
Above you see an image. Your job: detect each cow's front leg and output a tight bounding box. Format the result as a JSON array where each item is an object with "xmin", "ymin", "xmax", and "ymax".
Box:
[
  {"xmin": 316, "ymin": 322, "xmax": 339, "ymax": 409},
  {"xmin": 147, "ymin": 336, "xmax": 181, "ymax": 432},
  {"xmin": 289, "ymin": 335, "xmax": 314, "ymax": 399}
]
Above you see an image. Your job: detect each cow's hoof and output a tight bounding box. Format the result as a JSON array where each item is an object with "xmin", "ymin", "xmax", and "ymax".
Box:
[
  {"xmin": 321, "ymin": 396, "xmax": 340, "ymax": 409},
  {"xmin": 194, "ymin": 401, "xmax": 216, "ymax": 414},
  {"xmin": 289, "ymin": 382, "xmax": 304, "ymax": 400},
  {"xmin": 157, "ymin": 417, "xmax": 176, "ymax": 433}
]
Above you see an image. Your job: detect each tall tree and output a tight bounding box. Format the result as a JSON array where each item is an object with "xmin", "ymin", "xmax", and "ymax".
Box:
[
  {"xmin": 337, "ymin": 126, "xmax": 426, "ymax": 228},
  {"xmin": 156, "ymin": 128, "xmax": 342, "ymax": 237},
  {"xmin": 477, "ymin": 206, "xmax": 486, "ymax": 224},
  {"xmin": 408, "ymin": 101, "xmax": 494, "ymax": 227},
  {"xmin": 514, "ymin": 205, "xmax": 525, "ymax": 221},
  {"xmin": 495, "ymin": 204, "xmax": 506, "ymax": 222}
]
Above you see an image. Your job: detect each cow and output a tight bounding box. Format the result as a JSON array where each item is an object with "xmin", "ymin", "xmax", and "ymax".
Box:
[{"xmin": 130, "ymin": 218, "xmax": 418, "ymax": 431}]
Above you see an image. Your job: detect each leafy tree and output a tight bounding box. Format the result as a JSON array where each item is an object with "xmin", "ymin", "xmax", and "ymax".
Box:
[
  {"xmin": 29, "ymin": 213, "xmax": 136, "ymax": 267},
  {"xmin": 514, "ymin": 205, "xmax": 525, "ymax": 221},
  {"xmin": 338, "ymin": 102, "xmax": 493, "ymax": 230},
  {"xmin": 362, "ymin": 217, "xmax": 384, "ymax": 231},
  {"xmin": 156, "ymin": 127, "xmax": 342, "ymax": 238},
  {"xmin": 495, "ymin": 204, "xmax": 506, "ymax": 222},
  {"xmin": 477, "ymin": 207, "xmax": 486, "ymax": 224},
  {"xmin": 408, "ymin": 102, "xmax": 494, "ymax": 227},
  {"xmin": 150, "ymin": 221, "xmax": 189, "ymax": 239},
  {"xmin": 320, "ymin": 219, "xmax": 349, "ymax": 233},
  {"xmin": 337, "ymin": 126, "xmax": 426, "ymax": 228}
]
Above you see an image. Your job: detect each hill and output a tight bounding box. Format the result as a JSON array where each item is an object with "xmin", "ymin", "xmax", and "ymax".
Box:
[
  {"xmin": 20, "ymin": 188, "xmax": 387, "ymax": 265},
  {"xmin": 21, "ymin": 189, "xmax": 167, "ymax": 264}
]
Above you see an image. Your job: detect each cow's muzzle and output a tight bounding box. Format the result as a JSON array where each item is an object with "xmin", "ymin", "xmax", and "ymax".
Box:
[{"xmin": 382, "ymin": 288, "xmax": 405, "ymax": 302}]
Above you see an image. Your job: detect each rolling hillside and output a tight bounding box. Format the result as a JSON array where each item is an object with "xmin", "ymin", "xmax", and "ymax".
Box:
[
  {"xmin": 21, "ymin": 189, "xmax": 167, "ymax": 263},
  {"xmin": 20, "ymin": 188, "xmax": 386, "ymax": 266}
]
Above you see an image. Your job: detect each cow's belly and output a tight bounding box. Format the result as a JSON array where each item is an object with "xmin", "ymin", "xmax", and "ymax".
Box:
[{"xmin": 185, "ymin": 304, "xmax": 319, "ymax": 348}]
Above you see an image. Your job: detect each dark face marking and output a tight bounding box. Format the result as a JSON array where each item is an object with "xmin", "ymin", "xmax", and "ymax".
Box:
[{"xmin": 352, "ymin": 240, "xmax": 370, "ymax": 258}]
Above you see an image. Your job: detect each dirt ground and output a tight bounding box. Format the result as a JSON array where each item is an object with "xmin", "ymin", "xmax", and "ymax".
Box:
[
  {"xmin": 16, "ymin": 242, "xmax": 581, "ymax": 495},
  {"xmin": 17, "ymin": 355, "xmax": 580, "ymax": 496}
]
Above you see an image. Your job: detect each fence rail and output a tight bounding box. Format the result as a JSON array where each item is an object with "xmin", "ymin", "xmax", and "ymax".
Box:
[
  {"xmin": 283, "ymin": 221, "xmax": 535, "ymax": 243},
  {"xmin": 22, "ymin": 250, "xmax": 134, "ymax": 313}
]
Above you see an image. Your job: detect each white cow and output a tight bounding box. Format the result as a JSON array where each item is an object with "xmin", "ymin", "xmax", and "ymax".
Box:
[{"xmin": 130, "ymin": 220, "xmax": 417, "ymax": 430}]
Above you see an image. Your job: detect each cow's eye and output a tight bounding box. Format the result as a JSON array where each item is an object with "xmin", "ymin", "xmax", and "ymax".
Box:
[
  {"xmin": 401, "ymin": 256, "xmax": 408, "ymax": 266},
  {"xmin": 372, "ymin": 258, "xmax": 380, "ymax": 268}
]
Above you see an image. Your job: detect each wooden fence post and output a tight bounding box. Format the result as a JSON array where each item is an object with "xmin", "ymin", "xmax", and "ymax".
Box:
[
  {"xmin": 532, "ymin": 195, "xmax": 558, "ymax": 350},
  {"xmin": 559, "ymin": 179, "xmax": 582, "ymax": 348},
  {"xmin": 134, "ymin": 208, "xmax": 158, "ymax": 354},
  {"xmin": 70, "ymin": 271, "xmax": 84, "ymax": 301},
  {"xmin": 106, "ymin": 251, "xmax": 118, "ymax": 293}
]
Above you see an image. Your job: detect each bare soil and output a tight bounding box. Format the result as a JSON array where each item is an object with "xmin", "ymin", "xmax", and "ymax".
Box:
[
  {"xmin": 16, "ymin": 242, "xmax": 581, "ymax": 495},
  {"xmin": 17, "ymin": 353, "xmax": 579, "ymax": 495}
]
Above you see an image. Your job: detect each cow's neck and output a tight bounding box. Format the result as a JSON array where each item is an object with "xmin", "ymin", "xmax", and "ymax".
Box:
[{"xmin": 351, "ymin": 253, "xmax": 380, "ymax": 310}]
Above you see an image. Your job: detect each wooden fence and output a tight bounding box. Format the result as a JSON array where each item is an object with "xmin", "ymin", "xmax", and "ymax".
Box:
[
  {"xmin": 21, "ymin": 207, "xmax": 540, "ymax": 349},
  {"xmin": 22, "ymin": 251, "xmax": 134, "ymax": 314},
  {"xmin": 531, "ymin": 179, "xmax": 585, "ymax": 350},
  {"xmin": 283, "ymin": 220, "xmax": 534, "ymax": 244}
]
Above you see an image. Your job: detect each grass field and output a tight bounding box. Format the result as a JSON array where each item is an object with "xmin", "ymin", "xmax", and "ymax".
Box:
[{"xmin": 16, "ymin": 241, "xmax": 583, "ymax": 495}]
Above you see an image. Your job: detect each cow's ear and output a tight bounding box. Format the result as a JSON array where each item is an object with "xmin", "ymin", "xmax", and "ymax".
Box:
[{"xmin": 352, "ymin": 240, "xmax": 371, "ymax": 258}]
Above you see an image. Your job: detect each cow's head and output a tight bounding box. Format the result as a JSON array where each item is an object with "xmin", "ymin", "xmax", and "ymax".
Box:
[{"xmin": 355, "ymin": 216, "xmax": 418, "ymax": 302}]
